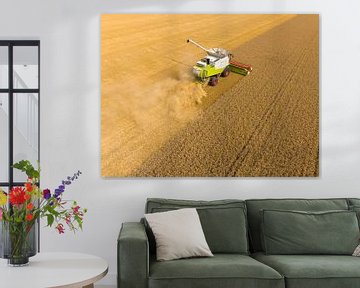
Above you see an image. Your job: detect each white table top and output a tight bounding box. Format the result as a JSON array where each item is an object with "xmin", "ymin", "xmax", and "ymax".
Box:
[{"xmin": 0, "ymin": 252, "xmax": 108, "ymax": 288}]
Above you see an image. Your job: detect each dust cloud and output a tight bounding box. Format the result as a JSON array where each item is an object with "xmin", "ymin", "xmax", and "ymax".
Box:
[
  {"xmin": 101, "ymin": 71, "xmax": 207, "ymax": 176},
  {"xmin": 121, "ymin": 72, "xmax": 206, "ymax": 129}
]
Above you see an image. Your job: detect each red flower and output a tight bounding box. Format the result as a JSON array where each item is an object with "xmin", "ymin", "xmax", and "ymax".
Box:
[
  {"xmin": 56, "ymin": 223, "xmax": 65, "ymax": 234},
  {"xmin": 25, "ymin": 182, "xmax": 33, "ymax": 192},
  {"xmin": 65, "ymin": 214, "xmax": 71, "ymax": 225},
  {"xmin": 72, "ymin": 205, "xmax": 80, "ymax": 215},
  {"xmin": 26, "ymin": 214, "xmax": 33, "ymax": 221},
  {"xmin": 24, "ymin": 193, "xmax": 31, "ymax": 200},
  {"xmin": 9, "ymin": 187, "xmax": 26, "ymax": 205},
  {"xmin": 26, "ymin": 203, "xmax": 34, "ymax": 210}
]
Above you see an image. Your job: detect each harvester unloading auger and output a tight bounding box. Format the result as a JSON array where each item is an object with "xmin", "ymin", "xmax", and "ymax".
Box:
[{"xmin": 187, "ymin": 38, "xmax": 252, "ymax": 86}]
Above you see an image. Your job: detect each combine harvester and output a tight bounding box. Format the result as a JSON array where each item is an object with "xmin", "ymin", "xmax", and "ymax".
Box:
[{"xmin": 187, "ymin": 38, "xmax": 252, "ymax": 86}]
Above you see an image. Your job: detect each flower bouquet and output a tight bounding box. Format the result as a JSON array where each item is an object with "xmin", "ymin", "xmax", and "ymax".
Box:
[{"xmin": 0, "ymin": 160, "xmax": 87, "ymax": 266}]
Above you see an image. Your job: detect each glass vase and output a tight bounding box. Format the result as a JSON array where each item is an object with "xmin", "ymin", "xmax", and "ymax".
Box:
[{"xmin": 0, "ymin": 220, "xmax": 37, "ymax": 266}]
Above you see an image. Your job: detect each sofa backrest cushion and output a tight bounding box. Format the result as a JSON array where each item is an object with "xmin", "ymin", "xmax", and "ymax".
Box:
[
  {"xmin": 246, "ymin": 198, "xmax": 349, "ymax": 252},
  {"xmin": 350, "ymin": 206, "xmax": 360, "ymax": 222},
  {"xmin": 145, "ymin": 198, "xmax": 249, "ymax": 254},
  {"xmin": 348, "ymin": 198, "xmax": 360, "ymax": 207},
  {"xmin": 347, "ymin": 199, "xmax": 360, "ymax": 228},
  {"xmin": 261, "ymin": 209, "xmax": 359, "ymax": 255}
]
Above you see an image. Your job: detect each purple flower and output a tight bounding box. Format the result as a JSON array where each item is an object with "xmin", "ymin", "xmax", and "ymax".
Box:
[
  {"xmin": 54, "ymin": 171, "xmax": 82, "ymax": 199},
  {"xmin": 54, "ymin": 189, "xmax": 63, "ymax": 199},
  {"xmin": 43, "ymin": 189, "xmax": 51, "ymax": 200}
]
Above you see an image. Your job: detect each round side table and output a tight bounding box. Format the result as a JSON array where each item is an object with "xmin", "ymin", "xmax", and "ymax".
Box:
[{"xmin": 0, "ymin": 252, "xmax": 108, "ymax": 288}]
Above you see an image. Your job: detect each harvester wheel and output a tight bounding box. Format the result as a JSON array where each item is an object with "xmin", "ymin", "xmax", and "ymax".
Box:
[
  {"xmin": 221, "ymin": 67, "xmax": 230, "ymax": 77},
  {"xmin": 209, "ymin": 76, "xmax": 218, "ymax": 86}
]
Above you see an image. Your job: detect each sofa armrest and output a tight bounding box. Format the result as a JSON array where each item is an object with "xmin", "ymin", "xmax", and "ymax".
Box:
[{"xmin": 118, "ymin": 222, "xmax": 149, "ymax": 288}]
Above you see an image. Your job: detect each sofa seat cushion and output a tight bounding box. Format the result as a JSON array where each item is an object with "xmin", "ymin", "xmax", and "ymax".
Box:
[
  {"xmin": 252, "ymin": 252, "xmax": 360, "ymax": 288},
  {"xmin": 149, "ymin": 254, "xmax": 284, "ymax": 288}
]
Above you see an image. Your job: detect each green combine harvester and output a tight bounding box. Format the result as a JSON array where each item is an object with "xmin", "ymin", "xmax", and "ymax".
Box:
[{"xmin": 187, "ymin": 38, "xmax": 252, "ymax": 86}]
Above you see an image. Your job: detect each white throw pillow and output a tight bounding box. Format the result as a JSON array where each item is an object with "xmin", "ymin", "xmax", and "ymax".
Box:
[
  {"xmin": 353, "ymin": 244, "xmax": 360, "ymax": 256},
  {"xmin": 145, "ymin": 208, "xmax": 213, "ymax": 261}
]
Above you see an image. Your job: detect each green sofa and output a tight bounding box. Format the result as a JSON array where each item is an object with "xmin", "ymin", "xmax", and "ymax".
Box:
[{"xmin": 118, "ymin": 198, "xmax": 360, "ymax": 288}]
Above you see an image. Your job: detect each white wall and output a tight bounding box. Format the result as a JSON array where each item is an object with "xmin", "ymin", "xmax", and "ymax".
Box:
[{"xmin": 1, "ymin": 0, "xmax": 360, "ymax": 286}]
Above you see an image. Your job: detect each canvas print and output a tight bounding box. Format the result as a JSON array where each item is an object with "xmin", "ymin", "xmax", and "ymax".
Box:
[{"xmin": 101, "ymin": 14, "xmax": 319, "ymax": 177}]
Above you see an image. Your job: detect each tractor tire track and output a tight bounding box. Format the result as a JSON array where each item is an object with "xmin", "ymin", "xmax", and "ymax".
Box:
[
  {"xmin": 232, "ymin": 30, "xmax": 319, "ymax": 177},
  {"xmin": 227, "ymin": 45, "xmax": 310, "ymax": 176},
  {"xmin": 235, "ymin": 40, "xmax": 318, "ymax": 176}
]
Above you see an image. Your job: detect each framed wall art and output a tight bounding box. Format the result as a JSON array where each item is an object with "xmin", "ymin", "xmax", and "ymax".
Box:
[{"xmin": 101, "ymin": 14, "xmax": 319, "ymax": 177}]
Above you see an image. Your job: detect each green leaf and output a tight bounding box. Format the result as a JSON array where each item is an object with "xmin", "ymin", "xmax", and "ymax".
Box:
[
  {"xmin": 75, "ymin": 216, "xmax": 83, "ymax": 230},
  {"xmin": 47, "ymin": 214, "xmax": 54, "ymax": 227},
  {"xmin": 12, "ymin": 160, "xmax": 40, "ymax": 180}
]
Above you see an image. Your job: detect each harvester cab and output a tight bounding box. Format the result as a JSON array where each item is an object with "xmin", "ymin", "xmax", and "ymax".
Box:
[{"xmin": 187, "ymin": 38, "xmax": 252, "ymax": 86}]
